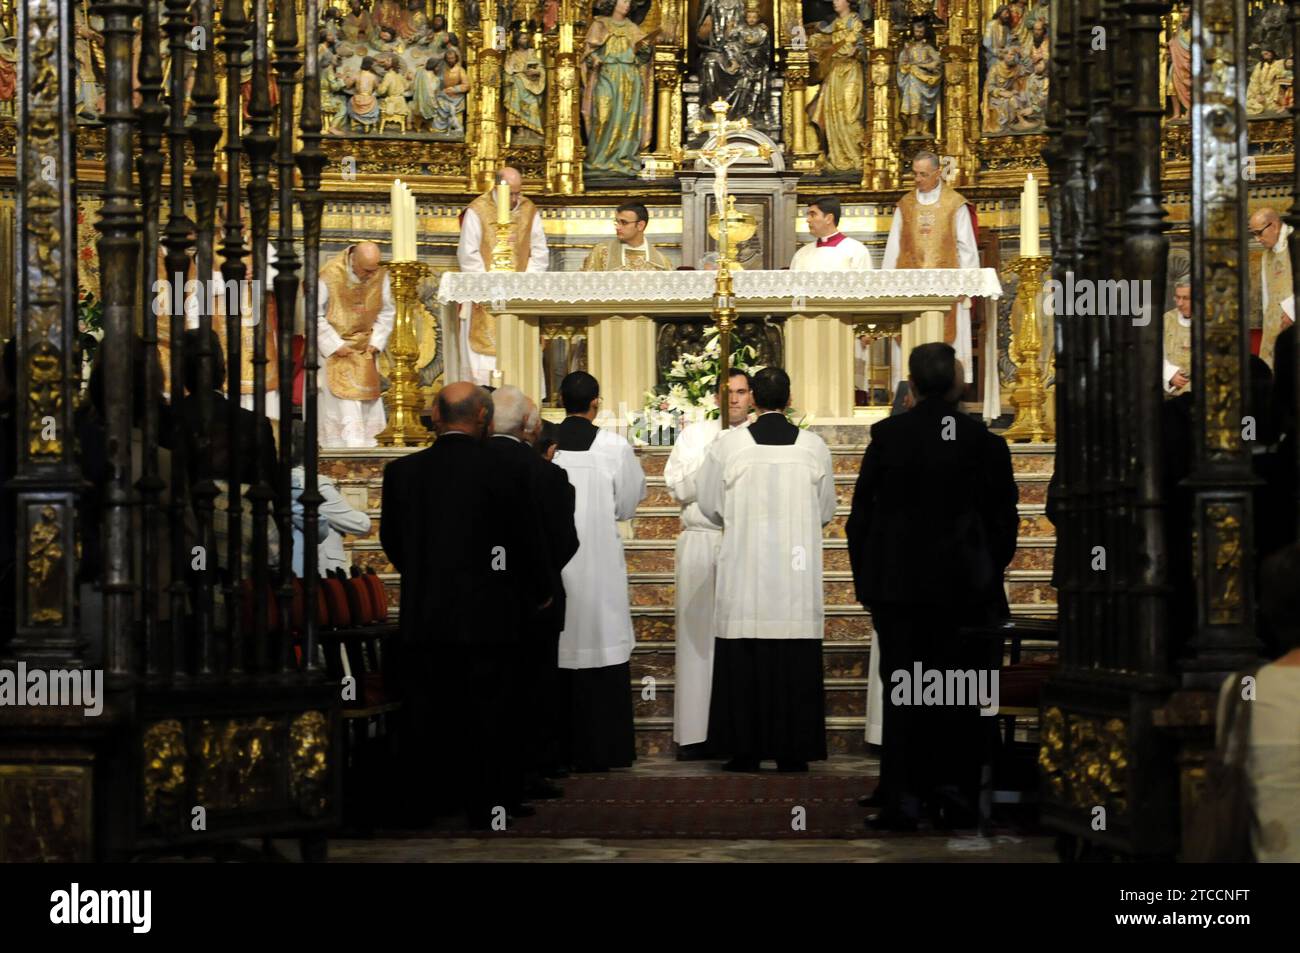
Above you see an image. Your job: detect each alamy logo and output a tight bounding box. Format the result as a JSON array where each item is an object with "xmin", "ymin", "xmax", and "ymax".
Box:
[
  {"xmin": 1040, "ymin": 271, "xmax": 1153, "ymax": 325},
  {"xmin": 890, "ymin": 663, "xmax": 999, "ymax": 716},
  {"xmin": 50, "ymin": 883, "xmax": 151, "ymax": 933},
  {"xmin": 0, "ymin": 662, "xmax": 103, "ymax": 716},
  {"xmin": 152, "ymin": 273, "xmax": 263, "ymax": 319}
]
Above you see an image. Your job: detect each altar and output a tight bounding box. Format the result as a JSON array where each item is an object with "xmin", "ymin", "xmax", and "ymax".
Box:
[{"xmin": 437, "ymin": 268, "xmax": 1004, "ymax": 420}]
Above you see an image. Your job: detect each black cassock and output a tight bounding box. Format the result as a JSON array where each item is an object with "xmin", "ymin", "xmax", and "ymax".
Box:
[
  {"xmin": 380, "ymin": 431, "xmax": 549, "ymax": 826},
  {"xmin": 846, "ymin": 396, "xmax": 1019, "ymax": 819}
]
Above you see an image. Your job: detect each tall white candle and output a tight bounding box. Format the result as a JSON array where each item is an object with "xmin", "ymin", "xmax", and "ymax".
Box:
[
  {"xmin": 391, "ymin": 179, "xmax": 402, "ymax": 260},
  {"xmin": 1020, "ymin": 173, "xmax": 1040, "ymax": 258}
]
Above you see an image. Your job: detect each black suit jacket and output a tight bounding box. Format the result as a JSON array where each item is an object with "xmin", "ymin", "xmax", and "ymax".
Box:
[
  {"xmin": 380, "ymin": 432, "xmax": 548, "ymax": 648},
  {"xmin": 845, "ymin": 398, "xmax": 1019, "ymax": 622},
  {"xmin": 484, "ymin": 435, "xmax": 580, "ymax": 632}
]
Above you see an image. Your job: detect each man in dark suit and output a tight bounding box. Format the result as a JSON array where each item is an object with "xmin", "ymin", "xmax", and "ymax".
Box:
[
  {"xmin": 380, "ymin": 381, "xmax": 550, "ymax": 829},
  {"xmin": 179, "ymin": 329, "xmax": 277, "ymax": 489},
  {"xmin": 846, "ymin": 343, "xmax": 1019, "ymax": 830},
  {"xmin": 485, "ymin": 385, "xmax": 579, "ymax": 797}
]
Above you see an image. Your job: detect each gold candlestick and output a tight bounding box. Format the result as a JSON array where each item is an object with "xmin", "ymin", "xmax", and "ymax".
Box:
[
  {"xmin": 1002, "ymin": 255, "xmax": 1054, "ymax": 444},
  {"xmin": 377, "ymin": 259, "xmax": 433, "ymax": 446}
]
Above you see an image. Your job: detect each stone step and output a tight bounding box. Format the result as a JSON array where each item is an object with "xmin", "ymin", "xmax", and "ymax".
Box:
[
  {"xmin": 347, "ymin": 535, "xmax": 1056, "ymax": 578},
  {"xmin": 635, "ymin": 719, "xmax": 872, "ymax": 758}
]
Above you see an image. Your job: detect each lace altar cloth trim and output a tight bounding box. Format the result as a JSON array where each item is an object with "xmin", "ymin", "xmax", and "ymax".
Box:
[{"xmin": 436, "ymin": 268, "xmax": 1003, "ymax": 304}]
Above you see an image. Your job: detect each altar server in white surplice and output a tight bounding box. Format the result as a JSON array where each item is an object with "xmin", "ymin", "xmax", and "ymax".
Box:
[
  {"xmin": 552, "ymin": 371, "xmax": 647, "ymax": 772},
  {"xmin": 663, "ymin": 369, "xmax": 754, "ymax": 757},
  {"xmin": 697, "ymin": 367, "xmax": 837, "ymax": 771},
  {"xmin": 790, "ymin": 195, "xmax": 875, "ymax": 272}
]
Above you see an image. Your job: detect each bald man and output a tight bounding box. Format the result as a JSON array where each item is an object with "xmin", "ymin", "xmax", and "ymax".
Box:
[
  {"xmin": 1250, "ymin": 207, "xmax": 1296, "ymax": 368},
  {"xmin": 455, "ymin": 167, "xmax": 550, "ymax": 385},
  {"xmin": 318, "ymin": 240, "xmax": 396, "ymax": 447}
]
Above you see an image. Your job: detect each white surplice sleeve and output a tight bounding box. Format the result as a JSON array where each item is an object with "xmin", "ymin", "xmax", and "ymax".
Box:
[
  {"xmin": 318, "ymin": 475, "xmax": 372, "ymax": 537},
  {"xmin": 458, "ymin": 210, "xmax": 485, "ymax": 273},
  {"xmin": 368, "ymin": 273, "xmax": 396, "ymax": 351},
  {"xmin": 695, "ymin": 440, "xmax": 726, "ymax": 529},
  {"xmin": 317, "ymin": 279, "xmax": 347, "ymax": 357},
  {"xmin": 527, "ymin": 214, "xmax": 550, "ymax": 272},
  {"xmin": 613, "ymin": 438, "xmax": 648, "ymax": 521},
  {"xmin": 852, "ymin": 239, "xmax": 875, "ymax": 271},
  {"xmin": 663, "ymin": 421, "xmax": 714, "ymax": 505},
  {"xmin": 955, "ymin": 205, "xmax": 980, "ymax": 270},
  {"xmin": 816, "ymin": 438, "xmax": 837, "ymax": 525},
  {"xmin": 881, "ymin": 210, "xmax": 903, "ymax": 269}
]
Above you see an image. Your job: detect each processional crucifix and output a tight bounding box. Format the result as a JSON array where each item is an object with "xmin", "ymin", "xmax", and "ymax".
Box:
[{"xmin": 683, "ymin": 99, "xmax": 771, "ymax": 429}]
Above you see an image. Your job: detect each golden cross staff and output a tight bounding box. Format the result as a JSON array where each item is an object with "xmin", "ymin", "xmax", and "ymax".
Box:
[{"xmin": 682, "ymin": 99, "xmax": 771, "ymax": 429}]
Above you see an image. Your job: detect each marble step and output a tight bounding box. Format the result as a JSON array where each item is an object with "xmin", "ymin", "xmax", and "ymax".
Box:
[
  {"xmin": 633, "ymin": 443, "xmax": 1058, "ymax": 478},
  {"xmin": 347, "ymin": 536, "xmax": 1057, "ymax": 577},
  {"xmin": 635, "ymin": 720, "xmax": 871, "ymax": 758}
]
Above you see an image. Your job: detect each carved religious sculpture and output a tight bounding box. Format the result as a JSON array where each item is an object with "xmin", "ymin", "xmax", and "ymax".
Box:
[
  {"xmin": 431, "ymin": 46, "xmax": 470, "ymax": 137},
  {"xmin": 504, "ymin": 31, "xmax": 547, "ymax": 145},
  {"xmin": 807, "ymin": 0, "xmax": 867, "ymax": 172},
  {"xmin": 725, "ymin": 1, "xmax": 774, "ymax": 130},
  {"xmin": 1167, "ymin": 2, "xmax": 1191, "ymax": 120},
  {"xmin": 898, "ymin": 17, "xmax": 942, "ymax": 138},
  {"xmin": 1247, "ymin": 47, "xmax": 1287, "ymax": 116},
  {"xmin": 696, "ymin": 0, "xmax": 747, "ymax": 115},
  {"xmin": 582, "ymin": 0, "xmax": 657, "ymax": 177}
]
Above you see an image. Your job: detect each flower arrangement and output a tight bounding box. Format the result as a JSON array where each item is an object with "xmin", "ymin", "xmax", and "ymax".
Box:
[
  {"xmin": 629, "ymin": 327, "xmax": 813, "ymax": 445},
  {"xmin": 77, "ymin": 288, "xmax": 104, "ymax": 393}
]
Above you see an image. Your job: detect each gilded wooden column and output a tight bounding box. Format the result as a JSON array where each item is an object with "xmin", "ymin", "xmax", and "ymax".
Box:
[
  {"xmin": 10, "ymin": 0, "xmax": 83, "ymax": 664},
  {"xmin": 863, "ymin": 16, "xmax": 895, "ymax": 189},
  {"xmin": 545, "ymin": 0, "xmax": 584, "ymax": 194},
  {"xmin": 469, "ymin": 0, "xmax": 504, "ymax": 192},
  {"xmin": 1184, "ymin": 0, "xmax": 1260, "ymax": 681},
  {"xmin": 940, "ymin": 4, "xmax": 977, "ymax": 187},
  {"xmin": 639, "ymin": 0, "xmax": 683, "ymax": 179}
]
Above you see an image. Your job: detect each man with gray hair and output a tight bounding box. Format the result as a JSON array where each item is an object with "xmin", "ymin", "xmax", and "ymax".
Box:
[
  {"xmin": 1249, "ymin": 206, "xmax": 1295, "ymax": 368},
  {"xmin": 486, "ymin": 385, "xmax": 580, "ymax": 794},
  {"xmin": 882, "ymin": 150, "xmax": 980, "ymax": 396},
  {"xmin": 380, "ymin": 381, "xmax": 550, "ymax": 828},
  {"xmin": 1162, "ymin": 279, "xmax": 1193, "ymax": 396}
]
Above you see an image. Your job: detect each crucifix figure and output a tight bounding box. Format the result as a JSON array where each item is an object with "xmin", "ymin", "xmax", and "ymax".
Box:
[{"xmin": 683, "ymin": 99, "xmax": 770, "ymax": 427}]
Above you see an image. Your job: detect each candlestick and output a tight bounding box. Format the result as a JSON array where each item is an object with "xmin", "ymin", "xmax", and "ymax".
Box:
[{"xmin": 1019, "ymin": 173, "xmax": 1040, "ymax": 258}]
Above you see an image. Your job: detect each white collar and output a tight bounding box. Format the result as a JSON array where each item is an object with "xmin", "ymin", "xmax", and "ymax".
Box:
[
  {"xmin": 916, "ymin": 183, "xmax": 943, "ymax": 205},
  {"xmin": 1271, "ymin": 222, "xmax": 1293, "ymax": 254},
  {"xmin": 491, "ymin": 433, "xmax": 523, "ymax": 443}
]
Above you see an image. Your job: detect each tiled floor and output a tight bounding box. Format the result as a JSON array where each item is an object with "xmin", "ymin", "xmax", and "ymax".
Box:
[{"xmin": 288, "ymin": 755, "xmax": 1058, "ymax": 863}]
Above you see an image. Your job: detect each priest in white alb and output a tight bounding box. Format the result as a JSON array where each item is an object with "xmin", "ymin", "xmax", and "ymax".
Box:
[
  {"xmin": 883, "ymin": 150, "xmax": 980, "ymax": 390},
  {"xmin": 317, "ymin": 241, "xmax": 395, "ymax": 448},
  {"xmin": 454, "ymin": 166, "xmax": 550, "ymax": 384},
  {"xmin": 552, "ymin": 371, "xmax": 647, "ymax": 771},
  {"xmin": 790, "ymin": 196, "xmax": 875, "ymax": 271},
  {"xmin": 697, "ymin": 367, "xmax": 837, "ymax": 771},
  {"xmin": 663, "ymin": 369, "xmax": 754, "ymax": 759}
]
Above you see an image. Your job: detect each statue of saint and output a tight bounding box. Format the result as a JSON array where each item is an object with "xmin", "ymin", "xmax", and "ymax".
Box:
[
  {"xmin": 342, "ymin": 0, "xmax": 372, "ymax": 43},
  {"xmin": 320, "ymin": 49, "xmax": 350, "ymax": 134},
  {"xmin": 897, "ymin": 17, "xmax": 942, "ymax": 138},
  {"xmin": 377, "ymin": 55, "xmax": 412, "ymax": 131},
  {"xmin": 505, "ymin": 32, "xmax": 547, "ymax": 145},
  {"xmin": 346, "ymin": 56, "xmax": 383, "ymax": 131},
  {"xmin": 696, "ymin": 0, "xmax": 746, "ymax": 112},
  {"xmin": 582, "ymin": 0, "xmax": 656, "ymax": 177},
  {"xmin": 981, "ymin": 47, "xmax": 1023, "ymax": 135},
  {"xmin": 1248, "ymin": 48, "xmax": 1287, "ymax": 116},
  {"xmin": 431, "ymin": 46, "xmax": 469, "ymax": 136},
  {"xmin": 411, "ymin": 56, "xmax": 442, "ymax": 131},
  {"xmin": 725, "ymin": 3, "xmax": 773, "ymax": 130},
  {"xmin": 807, "ymin": 0, "xmax": 867, "ymax": 172},
  {"xmin": 1167, "ymin": 2, "xmax": 1191, "ymax": 119}
]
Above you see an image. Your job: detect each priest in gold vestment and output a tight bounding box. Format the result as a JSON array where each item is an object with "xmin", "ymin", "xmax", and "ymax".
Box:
[
  {"xmin": 454, "ymin": 167, "xmax": 550, "ymax": 385},
  {"xmin": 581, "ymin": 202, "xmax": 672, "ymax": 271},
  {"xmin": 1249, "ymin": 207, "xmax": 1296, "ymax": 368},
  {"xmin": 1162, "ymin": 280, "xmax": 1192, "ymax": 397},
  {"xmin": 883, "ymin": 151, "xmax": 980, "ymax": 389},
  {"xmin": 317, "ymin": 241, "xmax": 395, "ymax": 448}
]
